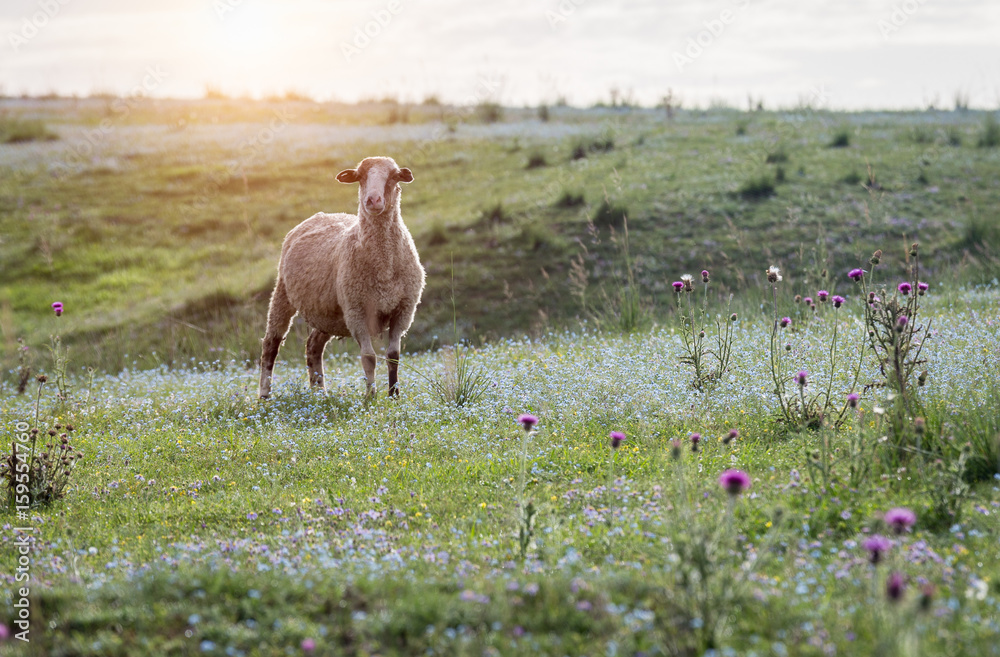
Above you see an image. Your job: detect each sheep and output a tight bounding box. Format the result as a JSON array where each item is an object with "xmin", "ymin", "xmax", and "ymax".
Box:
[{"xmin": 258, "ymin": 156, "xmax": 425, "ymax": 399}]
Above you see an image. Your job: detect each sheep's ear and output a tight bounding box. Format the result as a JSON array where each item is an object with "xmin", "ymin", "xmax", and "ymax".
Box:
[
  {"xmin": 397, "ymin": 168, "xmax": 414, "ymax": 183},
  {"xmin": 336, "ymin": 169, "xmax": 360, "ymax": 183}
]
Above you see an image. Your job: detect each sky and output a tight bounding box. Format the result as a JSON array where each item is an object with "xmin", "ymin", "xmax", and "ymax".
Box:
[{"xmin": 1, "ymin": 0, "xmax": 998, "ymax": 110}]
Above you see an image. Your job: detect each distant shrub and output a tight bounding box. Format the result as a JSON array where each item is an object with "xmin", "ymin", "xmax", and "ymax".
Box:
[
  {"xmin": 592, "ymin": 200, "xmax": 628, "ymax": 228},
  {"xmin": 841, "ymin": 171, "xmax": 863, "ymax": 185},
  {"xmin": 570, "ymin": 134, "xmax": 615, "ymax": 160},
  {"xmin": 0, "ymin": 117, "xmax": 57, "ymax": 144},
  {"xmin": 962, "ymin": 212, "xmax": 1000, "ymax": 252},
  {"xmin": 537, "ymin": 105, "xmax": 550, "ymax": 122},
  {"xmin": 476, "ymin": 101, "xmax": 503, "ymax": 124},
  {"xmin": 735, "ymin": 121, "xmax": 748, "ymax": 136},
  {"xmin": 481, "ymin": 202, "xmax": 511, "ymax": 225},
  {"xmin": 555, "ymin": 190, "xmax": 585, "ymax": 208},
  {"xmin": 765, "ymin": 148, "xmax": 788, "ymax": 164},
  {"xmin": 911, "ymin": 127, "xmax": 934, "ymax": 144},
  {"xmin": 775, "ymin": 166, "xmax": 786, "ymax": 184},
  {"xmin": 916, "ymin": 168, "xmax": 929, "ymax": 185},
  {"xmin": 421, "ymin": 94, "xmax": 442, "ymax": 106},
  {"xmin": 737, "ymin": 174, "xmax": 776, "ymax": 199},
  {"xmin": 977, "ymin": 113, "xmax": 1000, "ymax": 148},
  {"xmin": 946, "ymin": 126, "xmax": 963, "ymax": 146},
  {"xmin": 828, "ymin": 128, "xmax": 850, "ymax": 148},
  {"xmin": 525, "ymin": 152, "xmax": 548, "ymax": 169}
]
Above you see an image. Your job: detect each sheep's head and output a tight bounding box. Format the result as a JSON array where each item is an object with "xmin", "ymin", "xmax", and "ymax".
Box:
[{"xmin": 337, "ymin": 156, "xmax": 413, "ymax": 217}]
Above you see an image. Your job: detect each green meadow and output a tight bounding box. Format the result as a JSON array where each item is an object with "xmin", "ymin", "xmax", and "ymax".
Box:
[{"xmin": 1, "ymin": 99, "xmax": 999, "ymax": 655}]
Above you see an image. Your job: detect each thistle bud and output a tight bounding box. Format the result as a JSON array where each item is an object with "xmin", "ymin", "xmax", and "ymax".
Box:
[
  {"xmin": 914, "ymin": 417, "xmax": 925, "ymax": 435},
  {"xmin": 730, "ymin": 313, "xmax": 738, "ymax": 322},
  {"xmin": 870, "ymin": 249, "xmax": 882, "ymax": 265},
  {"xmin": 917, "ymin": 370, "xmax": 928, "ymax": 386},
  {"xmin": 909, "ymin": 242, "xmax": 919, "ymax": 257}
]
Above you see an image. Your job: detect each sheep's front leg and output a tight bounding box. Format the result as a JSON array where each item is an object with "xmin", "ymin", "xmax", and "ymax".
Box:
[
  {"xmin": 355, "ymin": 332, "xmax": 377, "ymax": 396},
  {"xmin": 306, "ymin": 329, "xmax": 332, "ymax": 391},
  {"xmin": 386, "ymin": 321, "xmax": 405, "ymax": 398}
]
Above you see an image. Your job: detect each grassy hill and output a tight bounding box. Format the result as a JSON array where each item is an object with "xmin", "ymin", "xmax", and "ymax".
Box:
[{"xmin": 1, "ymin": 99, "xmax": 999, "ymax": 378}]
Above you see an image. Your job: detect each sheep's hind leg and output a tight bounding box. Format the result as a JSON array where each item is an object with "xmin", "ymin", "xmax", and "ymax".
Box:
[
  {"xmin": 306, "ymin": 329, "xmax": 332, "ymax": 391},
  {"xmin": 259, "ymin": 279, "xmax": 295, "ymax": 399}
]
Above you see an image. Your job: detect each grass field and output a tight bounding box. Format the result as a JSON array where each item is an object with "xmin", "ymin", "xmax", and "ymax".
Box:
[{"xmin": 1, "ymin": 99, "xmax": 999, "ymax": 655}]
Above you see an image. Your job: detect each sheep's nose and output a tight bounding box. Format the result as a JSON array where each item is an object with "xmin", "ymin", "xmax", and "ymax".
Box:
[{"xmin": 365, "ymin": 194, "xmax": 383, "ymax": 211}]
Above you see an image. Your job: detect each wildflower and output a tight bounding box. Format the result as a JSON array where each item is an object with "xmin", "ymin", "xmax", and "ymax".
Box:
[
  {"xmin": 794, "ymin": 294, "xmax": 802, "ymax": 303},
  {"xmin": 795, "ymin": 370, "xmax": 808, "ymax": 387},
  {"xmin": 247, "ymin": 512, "xmax": 258, "ymax": 520},
  {"xmin": 848, "ymin": 268, "xmax": 865, "ymax": 281},
  {"xmin": 779, "ymin": 317, "xmax": 791, "ymax": 328},
  {"xmin": 37, "ymin": 374, "xmax": 48, "ymax": 383},
  {"xmin": 847, "ymin": 393, "xmax": 859, "ymax": 409},
  {"xmin": 689, "ymin": 433, "xmax": 701, "ymax": 452},
  {"xmin": 896, "ymin": 316, "xmax": 908, "ymax": 332},
  {"xmin": 718, "ymin": 469, "xmax": 751, "ymax": 496},
  {"xmin": 909, "ymin": 242, "xmax": 918, "ymax": 257},
  {"xmin": 914, "ymin": 417, "xmax": 925, "ymax": 435},
  {"xmin": 897, "ymin": 282, "xmax": 912, "ymax": 296},
  {"xmin": 517, "ymin": 414, "xmax": 538, "ymax": 431},
  {"xmin": 886, "ymin": 572, "xmax": 906, "ymax": 602},
  {"xmin": 670, "ymin": 439, "xmax": 681, "ymax": 461},
  {"xmin": 917, "ymin": 281, "xmax": 929, "ymax": 295},
  {"xmin": 723, "ymin": 428, "xmax": 739, "ymax": 445},
  {"xmin": 863, "ymin": 535, "xmax": 891, "ymax": 565},
  {"xmin": 730, "ymin": 313, "xmax": 738, "ymax": 322},
  {"xmin": 803, "ymin": 297, "xmax": 813, "ymax": 306},
  {"xmin": 672, "ymin": 281, "xmax": 684, "ymax": 293},
  {"xmin": 917, "ymin": 370, "xmax": 928, "ymax": 386},
  {"xmin": 832, "ymin": 295, "xmax": 845, "ymax": 308},
  {"xmin": 817, "ymin": 290, "xmax": 829, "ymax": 303},
  {"xmin": 784, "ymin": 343, "xmax": 791, "ymax": 352},
  {"xmin": 766, "ymin": 266, "xmax": 782, "ymax": 283},
  {"xmin": 52, "ymin": 301, "xmax": 64, "ymax": 316},
  {"xmin": 301, "ymin": 638, "xmax": 317, "ymax": 653},
  {"xmin": 701, "ymin": 269, "xmax": 710, "ymax": 283},
  {"xmin": 609, "ymin": 431, "xmax": 625, "ymax": 449},
  {"xmin": 681, "ymin": 274, "xmax": 694, "ymax": 292},
  {"xmin": 884, "ymin": 507, "xmax": 916, "ymax": 534}
]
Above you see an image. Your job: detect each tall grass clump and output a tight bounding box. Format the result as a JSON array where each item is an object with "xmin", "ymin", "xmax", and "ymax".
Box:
[
  {"xmin": 737, "ymin": 174, "xmax": 775, "ymax": 199},
  {"xmin": 0, "ymin": 115, "xmax": 57, "ymax": 143},
  {"xmin": 828, "ymin": 127, "xmax": 851, "ymax": 148},
  {"xmin": 976, "ymin": 113, "xmax": 1000, "ymax": 148}
]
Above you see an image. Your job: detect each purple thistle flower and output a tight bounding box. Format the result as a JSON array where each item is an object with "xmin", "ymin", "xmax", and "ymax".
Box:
[
  {"xmin": 832, "ymin": 295, "xmax": 845, "ymax": 308},
  {"xmin": 795, "ymin": 370, "xmax": 808, "ymax": 387},
  {"xmin": 817, "ymin": 290, "xmax": 829, "ymax": 302},
  {"xmin": 518, "ymin": 414, "xmax": 538, "ymax": 431},
  {"xmin": 847, "ymin": 392, "xmax": 859, "ymax": 408},
  {"xmin": 885, "ymin": 507, "xmax": 916, "ymax": 534},
  {"xmin": 672, "ymin": 281, "xmax": 684, "ymax": 293},
  {"xmin": 896, "ymin": 316, "xmax": 909, "ymax": 332},
  {"xmin": 898, "ymin": 282, "xmax": 912, "ymax": 296},
  {"xmin": 701, "ymin": 270, "xmax": 710, "ymax": 283},
  {"xmin": 689, "ymin": 432, "xmax": 701, "ymax": 452},
  {"xmin": 52, "ymin": 301, "xmax": 64, "ymax": 317},
  {"xmin": 848, "ymin": 268, "xmax": 865, "ymax": 282},
  {"xmin": 609, "ymin": 431, "xmax": 625, "ymax": 449},
  {"xmin": 301, "ymin": 638, "xmax": 317, "ymax": 653},
  {"xmin": 803, "ymin": 297, "xmax": 813, "ymax": 305},
  {"xmin": 886, "ymin": 572, "xmax": 906, "ymax": 602},
  {"xmin": 918, "ymin": 281, "xmax": 929, "ymax": 295},
  {"xmin": 723, "ymin": 428, "xmax": 739, "ymax": 445},
  {"xmin": 863, "ymin": 535, "xmax": 891, "ymax": 565},
  {"xmin": 779, "ymin": 317, "xmax": 791, "ymax": 328},
  {"xmin": 718, "ymin": 469, "xmax": 751, "ymax": 496}
]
